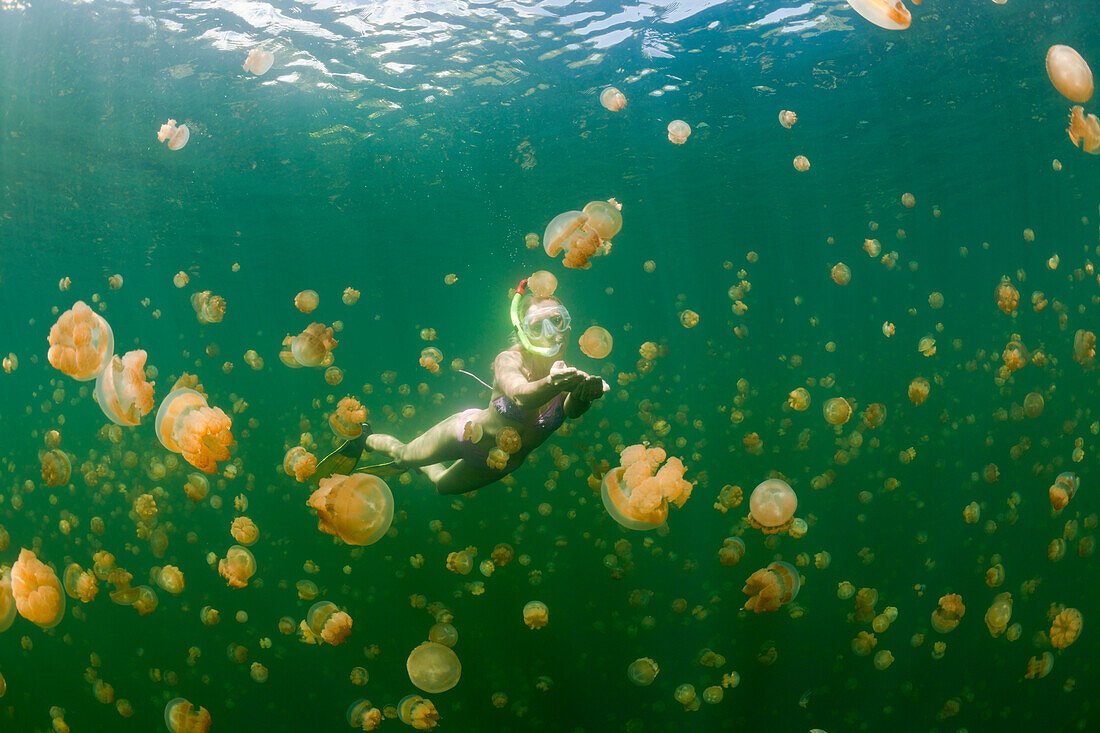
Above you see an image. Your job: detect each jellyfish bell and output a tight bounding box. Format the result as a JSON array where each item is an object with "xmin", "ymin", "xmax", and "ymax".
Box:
[
  {"xmin": 667, "ymin": 119, "xmax": 691, "ymax": 144},
  {"xmin": 10, "ymin": 549, "xmax": 66, "ymax": 629},
  {"xmin": 157, "ymin": 119, "xmax": 190, "ymax": 151},
  {"xmin": 1046, "ymin": 45, "xmax": 1094, "ymax": 103},
  {"xmin": 94, "ymin": 350, "xmax": 155, "ymax": 426},
  {"xmin": 164, "ymin": 698, "xmax": 211, "ymax": 733},
  {"xmin": 407, "ymin": 641, "xmax": 462, "ymax": 693},
  {"xmin": 307, "ymin": 473, "xmax": 394, "ymax": 546},
  {"xmin": 155, "ymin": 388, "xmax": 234, "ymax": 474},
  {"xmin": 578, "ymin": 326, "xmax": 613, "ymax": 359},
  {"xmin": 845, "ymin": 0, "xmax": 912, "ymax": 30},
  {"xmin": 526, "ymin": 270, "xmax": 558, "ymax": 298},
  {"xmin": 243, "ymin": 48, "xmax": 275, "ymax": 76},
  {"xmin": 217, "ymin": 545, "xmax": 256, "ymax": 589},
  {"xmin": 599, "ymin": 86, "xmax": 627, "ymax": 112},
  {"xmin": 778, "ymin": 110, "xmax": 798, "ymax": 128},
  {"xmin": 291, "ymin": 323, "xmax": 338, "ymax": 367},
  {"xmin": 47, "ymin": 300, "xmax": 114, "ymax": 381},
  {"xmin": 748, "ymin": 478, "xmax": 797, "ymax": 530},
  {"xmin": 627, "ymin": 657, "xmax": 659, "ymax": 686},
  {"xmin": 0, "ymin": 569, "xmax": 16, "ymax": 633},
  {"xmin": 305, "ymin": 601, "xmax": 353, "ymax": 645},
  {"xmin": 582, "ymin": 200, "xmax": 623, "ymax": 241}
]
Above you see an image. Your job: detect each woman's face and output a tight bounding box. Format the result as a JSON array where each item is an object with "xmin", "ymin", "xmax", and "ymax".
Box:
[{"xmin": 523, "ymin": 303, "xmax": 571, "ymax": 356}]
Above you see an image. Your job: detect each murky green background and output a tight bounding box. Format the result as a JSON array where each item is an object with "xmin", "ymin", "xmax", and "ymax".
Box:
[{"xmin": 0, "ymin": 0, "xmax": 1096, "ymax": 730}]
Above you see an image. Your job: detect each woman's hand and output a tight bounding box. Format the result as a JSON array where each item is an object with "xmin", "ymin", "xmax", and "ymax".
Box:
[
  {"xmin": 572, "ymin": 375, "xmax": 606, "ymax": 402},
  {"xmin": 549, "ymin": 361, "xmax": 586, "ymax": 389}
]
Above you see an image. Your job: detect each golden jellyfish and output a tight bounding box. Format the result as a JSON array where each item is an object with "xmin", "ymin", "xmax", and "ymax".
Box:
[
  {"xmin": 242, "ymin": 47, "xmax": 274, "ymax": 75},
  {"xmin": 156, "ymin": 119, "xmax": 190, "ymax": 151},
  {"xmin": 230, "ymin": 517, "xmax": 259, "ymax": 546},
  {"xmin": 931, "ymin": 593, "xmax": 965, "ymax": 633},
  {"xmin": 994, "ymin": 276, "xmax": 1019, "ymax": 314},
  {"xmin": 1023, "ymin": 391, "xmax": 1044, "ymax": 418},
  {"xmin": 420, "ymin": 347, "xmax": 443, "ymax": 374},
  {"xmin": 94, "ymin": 350, "xmax": 155, "ymax": 426},
  {"xmin": 901, "ymin": 192, "xmax": 916, "ymax": 208},
  {"xmin": 347, "ymin": 699, "xmax": 382, "ymax": 731},
  {"xmin": 792, "ymin": 155, "xmax": 810, "ymax": 172},
  {"xmin": 578, "ymin": 326, "xmax": 613, "ymax": 359},
  {"xmin": 398, "ymin": 695, "xmax": 440, "ymax": 730},
  {"xmin": 294, "ymin": 290, "xmax": 319, "ymax": 314},
  {"xmin": 778, "ymin": 109, "xmax": 797, "ymax": 128},
  {"xmin": 599, "ymin": 86, "xmax": 627, "ymax": 112},
  {"xmin": 748, "ymin": 478, "xmax": 797, "ymax": 532},
  {"xmin": 718, "ymin": 536, "xmax": 746, "ymax": 567},
  {"xmin": 601, "ymin": 444, "xmax": 693, "ymax": 530},
  {"xmin": 11, "ymin": 549, "xmax": 65, "ymax": 629},
  {"xmin": 830, "ymin": 262, "xmax": 851, "ymax": 286},
  {"xmin": 543, "ymin": 199, "xmax": 621, "ymax": 269},
  {"xmin": 1067, "ymin": 106, "xmax": 1100, "ymax": 154},
  {"xmin": 627, "ymin": 657, "xmax": 659, "ymax": 686},
  {"xmin": 284, "ymin": 447, "xmax": 317, "ymax": 483},
  {"xmin": 47, "ymin": 300, "xmax": 114, "ymax": 381},
  {"xmin": 1, "ymin": 569, "xmax": 18, "ymax": 632},
  {"xmin": 1002, "ymin": 339, "xmax": 1028, "ymax": 371},
  {"xmin": 429, "ymin": 623, "xmax": 458, "ymax": 648},
  {"xmin": 217, "ymin": 545, "xmax": 256, "ymax": 589},
  {"xmin": 742, "ymin": 561, "xmax": 801, "ymax": 613},
  {"xmin": 62, "ymin": 564, "xmax": 98, "ymax": 603},
  {"xmin": 1026, "ymin": 652, "xmax": 1054, "ymax": 680},
  {"xmin": 291, "ymin": 323, "xmax": 338, "ymax": 367},
  {"xmin": 184, "ymin": 472, "xmax": 209, "ymax": 502},
  {"xmin": 343, "ymin": 286, "xmax": 361, "ymax": 305},
  {"xmin": 984, "ymin": 592, "xmax": 1013, "ymax": 638},
  {"xmin": 1046, "ymin": 45, "xmax": 1094, "ymax": 103},
  {"xmin": 446, "ymin": 551, "xmax": 473, "ymax": 575},
  {"xmin": 330, "ymin": 396, "xmax": 367, "ymax": 438},
  {"xmin": 407, "ymin": 641, "xmax": 461, "ymax": 693},
  {"xmin": 1049, "ymin": 472, "xmax": 1079, "ymax": 511},
  {"xmin": 302, "ymin": 601, "xmax": 353, "ymax": 646},
  {"xmin": 667, "ymin": 119, "xmax": 691, "ymax": 144},
  {"xmin": 190, "ymin": 291, "xmax": 225, "ymax": 324},
  {"xmin": 1073, "ymin": 329, "xmax": 1096, "ymax": 367},
  {"xmin": 155, "ymin": 388, "xmax": 234, "ymax": 474},
  {"xmin": 307, "ymin": 473, "xmax": 394, "ymax": 546},
  {"xmin": 523, "ymin": 600, "xmax": 549, "ymax": 630},
  {"xmin": 164, "ymin": 698, "xmax": 211, "ymax": 733},
  {"xmin": 908, "ymin": 377, "xmax": 930, "ymax": 406},
  {"xmin": 788, "ymin": 387, "xmax": 810, "ymax": 411},
  {"xmin": 845, "ymin": 0, "xmax": 912, "ymax": 30},
  {"xmin": 1050, "ymin": 607, "xmax": 1083, "ymax": 648},
  {"xmin": 526, "ymin": 270, "xmax": 558, "ymax": 298},
  {"xmin": 41, "ymin": 449, "xmax": 71, "ymax": 487},
  {"xmin": 680, "ymin": 310, "xmax": 699, "ymax": 328},
  {"xmin": 822, "ymin": 397, "xmax": 852, "ymax": 426},
  {"xmin": 918, "ymin": 335, "xmax": 936, "ymax": 357}
]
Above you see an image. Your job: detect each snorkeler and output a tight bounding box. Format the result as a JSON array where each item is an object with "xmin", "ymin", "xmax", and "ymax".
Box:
[{"xmin": 315, "ymin": 278, "xmax": 607, "ymax": 495}]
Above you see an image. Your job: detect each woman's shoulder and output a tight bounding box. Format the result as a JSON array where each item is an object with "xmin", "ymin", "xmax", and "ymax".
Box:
[{"xmin": 493, "ymin": 347, "xmax": 524, "ymax": 370}]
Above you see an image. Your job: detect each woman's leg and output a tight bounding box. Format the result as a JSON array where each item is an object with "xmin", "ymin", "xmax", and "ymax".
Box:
[
  {"xmin": 430, "ymin": 460, "xmax": 503, "ymax": 496},
  {"xmin": 366, "ymin": 412, "xmax": 467, "ymax": 469}
]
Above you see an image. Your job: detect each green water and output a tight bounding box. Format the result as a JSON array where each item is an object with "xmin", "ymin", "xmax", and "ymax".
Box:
[{"xmin": 0, "ymin": 0, "xmax": 1097, "ymax": 730}]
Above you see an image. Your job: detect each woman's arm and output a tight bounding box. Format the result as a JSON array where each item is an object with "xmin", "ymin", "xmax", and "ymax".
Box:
[
  {"xmin": 564, "ymin": 375, "xmax": 606, "ymax": 419},
  {"xmin": 494, "ymin": 351, "xmax": 584, "ymax": 408}
]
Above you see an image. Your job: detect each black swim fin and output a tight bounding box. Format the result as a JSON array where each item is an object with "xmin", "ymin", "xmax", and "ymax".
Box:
[
  {"xmin": 312, "ymin": 423, "xmax": 371, "ymax": 482},
  {"xmin": 352, "ymin": 461, "xmax": 403, "ymax": 480}
]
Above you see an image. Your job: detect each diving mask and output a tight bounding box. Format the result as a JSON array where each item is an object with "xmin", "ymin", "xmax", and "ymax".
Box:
[{"xmin": 510, "ymin": 281, "xmax": 571, "ymax": 357}]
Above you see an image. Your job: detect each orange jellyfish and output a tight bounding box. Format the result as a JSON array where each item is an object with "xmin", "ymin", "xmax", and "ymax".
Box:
[
  {"xmin": 601, "ymin": 444, "xmax": 693, "ymax": 530},
  {"xmin": 542, "ymin": 200, "xmax": 622, "ymax": 269},
  {"xmin": 578, "ymin": 326, "xmax": 613, "ymax": 359},
  {"xmin": 908, "ymin": 377, "xmax": 930, "ymax": 406},
  {"xmin": 823, "ymin": 397, "xmax": 852, "ymax": 425},
  {"xmin": 307, "ymin": 473, "xmax": 394, "ymax": 546},
  {"xmin": 41, "ymin": 449, "xmax": 71, "ymax": 487},
  {"xmin": 302, "ymin": 601, "xmax": 353, "ymax": 646},
  {"xmin": 527, "ymin": 270, "xmax": 558, "ymax": 297},
  {"xmin": 94, "ymin": 350, "xmax": 155, "ymax": 426},
  {"xmin": 330, "ymin": 396, "xmax": 367, "ymax": 439},
  {"xmin": 62, "ymin": 564, "xmax": 99, "ymax": 603},
  {"xmin": 164, "ymin": 698, "xmax": 211, "ymax": 733},
  {"xmin": 397, "ymin": 695, "xmax": 440, "ymax": 730},
  {"xmin": 407, "ymin": 641, "xmax": 462, "ymax": 693},
  {"xmin": 931, "ymin": 593, "xmax": 965, "ymax": 633},
  {"xmin": 1049, "ymin": 472, "xmax": 1078, "ymax": 511},
  {"xmin": 778, "ymin": 110, "xmax": 797, "ymax": 128},
  {"xmin": 748, "ymin": 478, "xmax": 797, "ymax": 532},
  {"xmin": 10, "ymin": 549, "xmax": 66, "ymax": 629},
  {"xmin": 984, "ymin": 593, "xmax": 1013, "ymax": 637},
  {"xmin": 153, "ymin": 566, "xmax": 185, "ymax": 595},
  {"xmin": 347, "ymin": 700, "xmax": 382, "ymax": 731},
  {"xmin": 667, "ymin": 120, "xmax": 691, "ymax": 144},
  {"xmin": 793, "ymin": 155, "xmax": 810, "ymax": 171},
  {"xmin": 230, "ymin": 517, "xmax": 259, "ymax": 546},
  {"xmin": 190, "ymin": 291, "xmax": 226, "ymax": 324},
  {"xmin": 291, "ymin": 323, "xmax": 338, "ymax": 367},
  {"xmin": 522, "ymin": 600, "xmax": 549, "ymax": 629},
  {"xmin": 243, "ymin": 48, "xmax": 274, "ymax": 76},
  {"xmin": 1067, "ymin": 106, "xmax": 1100, "ymax": 154},
  {"xmin": 742, "ymin": 561, "xmax": 801, "ymax": 613},
  {"xmin": 47, "ymin": 300, "xmax": 114, "ymax": 381},
  {"xmin": 284, "ymin": 446, "xmax": 318, "ymax": 483},
  {"xmin": 600, "ymin": 87, "xmax": 627, "ymax": 111},
  {"xmin": 718, "ymin": 537, "xmax": 746, "ymax": 567},
  {"xmin": 994, "ymin": 276, "xmax": 1019, "ymax": 314},
  {"xmin": 845, "ymin": 0, "xmax": 912, "ymax": 30},
  {"xmin": 155, "ymin": 388, "xmax": 234, "ymax": 474},
  {"xmin": 831, "ymin": 262, "xmax": 851, "ymax": 285},
  {"xmin": 294, "ymin": 290, "xmax": 319, "ymax": 314},
  {"xmin": 217, "ymin": 545, "xmax": 256, "ymax": 589},
  {"xmin": 157, "ymin": 119, "xmax": 190, "ymax": 151},
  {"xmin": 1050, "ymin": 607, "xmax": 1082, "ymax": 648},
  {"xmin": 627, "ymin": 657, "xmax": 659, "ymax": 686},
  {"xmin": 1046, "ymin": 45, "xmax": 1093, "ymax": 103},
  {"xmin": 0, "ymin": 569, "xmax": 16, "ymax": 632}
]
